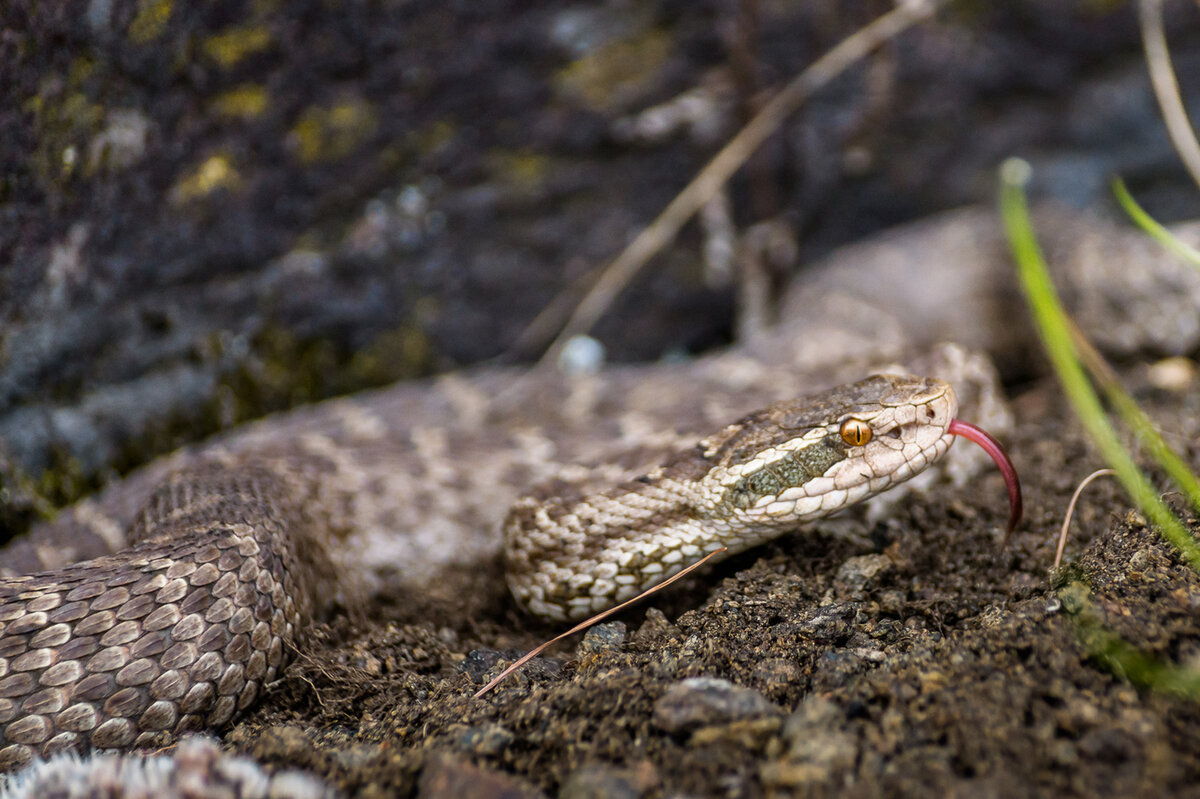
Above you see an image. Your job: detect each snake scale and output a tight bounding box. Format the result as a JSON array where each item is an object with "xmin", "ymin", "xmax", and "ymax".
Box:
[{"xmin": 2, "ymin": 204, "xmax": 1197, "ymax": 776}]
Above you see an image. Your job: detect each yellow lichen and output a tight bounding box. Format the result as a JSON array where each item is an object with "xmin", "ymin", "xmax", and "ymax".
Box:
[
  {"xmin": 170, "ymin": 153, "xmax": 241, "ymax": 204},
  {"xmin": 22, "ymin": 86, "xmax": 105, "ymax": 186},
  {"xmin": 212, "ymin": 84, "xmax": 269, "ymax": 119},
  {"xmin": 414, "ymin": 119, "xmax": 457, "ymax": 159},
  {"xmin": 203, "ymin": 25, "xmax": 272, "ymax": 69},
  {"xmin": 555, "ymin": 29, "xmax": 673, "ymax": 112},
  {"xmin": 288, "ymin": 99, "xmax": 378, "ymax": 164},
  {"xmin": 128, "ymin": 0, "xmax": 173, "ymax": 44},
  {"xmin": 486, "ymin": 149, "xmax": 552, "ymax": 196}
]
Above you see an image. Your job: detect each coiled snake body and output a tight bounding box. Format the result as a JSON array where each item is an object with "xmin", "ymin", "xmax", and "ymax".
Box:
[{"xmin": 0, "ymin": 370, "xmax": 962, "ymax": 769}]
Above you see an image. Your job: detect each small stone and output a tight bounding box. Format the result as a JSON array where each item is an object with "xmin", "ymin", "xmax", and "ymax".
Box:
[
  {"xmin": 460, "ymin": 649, "xmax": 562, "ymax": 686},
  {"xmin": 418, "ymin": 751, "xmax": 545, "ymax": 799},
  {"xmin": 1128, "ymin": 548, "xmax": 1155, "ymax": 570},
  {"xmin": 559, "ymin": 762, "xmax": 658, "ymax": 799},
  {"xmin": 455, "ymin": 723, "xmax": 515, "ymax": 756},
  {"xmin": 1147, "ymin": 356, "xmax": 1196, "ymax": 392},
  {"xmin": 633, "ymin": 608, "xmax": 678, "ymax": 642},
  {"xmin": 761, "ymin": 696, "xmax": 857, "ymax": 788},
  {"xmin": 835, "ymin": 554, "xmax": 893, "ymax": 593},
  {"xmin": 795, "ymin": 603, "xmax": 856, "ymax": 644},
  {"xmin": 558, "ymin": 335, "xmax": 606, "ymax": 376},
  {"xmin": 577, "ymin": 622, "xmax": 626, "ymax": 657},
  {"xmin": 652, "ymin": 677, "xmax": 782, "ymax": 734}
]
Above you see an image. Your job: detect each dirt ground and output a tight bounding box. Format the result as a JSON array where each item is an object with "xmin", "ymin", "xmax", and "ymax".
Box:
[{"xmin": 217, "ymin": 365, "xmax": 1200, "ymax": 798}]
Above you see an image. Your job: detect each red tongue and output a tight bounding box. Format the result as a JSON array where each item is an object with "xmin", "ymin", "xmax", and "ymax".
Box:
[{"xmin": 947, "ymin": 419, "xmax": 1023, "ymax": 541}]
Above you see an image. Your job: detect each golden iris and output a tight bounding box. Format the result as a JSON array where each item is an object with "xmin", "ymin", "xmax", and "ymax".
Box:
[{"xmin": 839, "ymin": 418, "xmax": 872, "ymax": 447}]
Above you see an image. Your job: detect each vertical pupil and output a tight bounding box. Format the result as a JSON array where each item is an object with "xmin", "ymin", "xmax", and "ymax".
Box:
[{"xmin": 841, "ymin": 419, "xmax": 871, "ymax": 446}]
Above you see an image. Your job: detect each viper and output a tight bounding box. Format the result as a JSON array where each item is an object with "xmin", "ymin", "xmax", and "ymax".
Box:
[{"xmin": 0, "ymin": 364, "xmax": 1019, "ymax": 770}]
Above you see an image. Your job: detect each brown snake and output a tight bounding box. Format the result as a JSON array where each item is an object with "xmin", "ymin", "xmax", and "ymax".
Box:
[{"xmin": 0, "ymin": 366, "xmax": 1017, "ymax": 771}]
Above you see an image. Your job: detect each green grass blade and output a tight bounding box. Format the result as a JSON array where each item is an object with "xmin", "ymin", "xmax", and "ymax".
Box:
[
  {"xmin": 1112, "ymin": 176, "xmax": 1200, "ymax": 269},
  {"xmin": 1095, "ymin": 364, "xmax": 1200, "ymax": 512},
  {"xmin": 1000, "ymin": 158, "xmax": 1200, "ymax": 572},
  {"xmin": 1061, "ymin": 581, "xmax": 1200, "ymax": 699}
]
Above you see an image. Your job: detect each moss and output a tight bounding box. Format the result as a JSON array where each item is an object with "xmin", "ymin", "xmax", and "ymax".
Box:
[
  {"xmin": 346, "ymin": 326, "xmax": 433, "ymax": 388},
  {"xmin": 210, "ymin": 322, "xmax": 434, "ymax": 431},
  {"xmin": 22, "ymin": 75, "xmax": 106, "ymax": 189},
  {"xmin": 289, "ymin": 98, "xmax": 379, "ymax": 164},
  {"xmin": 203, "ymin": 25, "xmax": 274, "ymax": 69},
  {"xmin": 0, "ymin": 319, "xmax": 435, "ymax": 545},
  {"xmin": 212, "ymin": 84, "xmax": 270, "ymax": 119},
  {"xmin": 554, "ymin": 28, "xmax": 674, "ymax": 112},
  {"xmin": 33, "ymin": 448, "xmax": 97, "ymax": 511},
  {"xmin": 128, "ymin": 0, "xmax": 174, "ymax": 45},
  {"xmin": 486, "ymin": 149, "xmax": 552, "ymax": 197},
  {"xmin": 170, "ymin": 153, "xmax": 242, "ymax": 204}
]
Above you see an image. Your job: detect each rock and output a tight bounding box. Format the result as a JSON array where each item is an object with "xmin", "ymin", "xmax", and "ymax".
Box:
[
  {"xmin": 835, "ymin": 554, "xmax": 893, "ymax": 594},
  {"xmin": 559, "ymin": 761, "xmax": 658, "ymax": 799},
  {"xmin": 418, "ymin": 752, "xmax": 545, "ymax": 799},
  {"xmin": 577, "ymin": 622, "xmax": 627, "ymax": 657},
  {"xmin": 652, "ymin": 677, "xmax": 782, "ymax": 734},
  {"xmin": 760, "ymin": 696, "xmax": 857, "ymax": 789}
]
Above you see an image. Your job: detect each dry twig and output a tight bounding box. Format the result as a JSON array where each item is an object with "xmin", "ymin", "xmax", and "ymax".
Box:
[
  {"xmin": 1054, "ymin": 469, "xmax": 1117, "ymax": 570},
  {"xmin": 473, "ymin": 547, "xmax": 726, "ymax": 698},
  {"xmin": 1140, "ymin": 0, "xmax": 1200, "ymax": 190},
  {"xmin": 535, "ymin": 0, "xmax": 948, "ymax": 364}
]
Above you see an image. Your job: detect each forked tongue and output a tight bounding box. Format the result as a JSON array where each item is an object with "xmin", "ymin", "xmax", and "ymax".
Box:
[{"xmin": 947, "ymin": 419, "xmax": 1023, "ymax": 543}]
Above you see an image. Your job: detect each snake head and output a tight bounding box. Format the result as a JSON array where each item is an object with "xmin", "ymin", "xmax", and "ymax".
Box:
[{"xmin": 693, "ymin": 375, "xmax": 958, "ymax": 529}]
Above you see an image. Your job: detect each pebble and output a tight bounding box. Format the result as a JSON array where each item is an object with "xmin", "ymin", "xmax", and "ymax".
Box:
[
  {"xmin": 559, "ymin": 761, "xmax": 658, "ymax": 799},
  {"xmin": 760, "ymin": 696, "xmax": 857, "ymax": 789},
  {"xmin": 1147, "ymin": 356, "xmax": 1196, "ymax": 392},
  {"xmin": 652, "ymin": 677, "xmax": 782, "ymax": 734},
  {"xmin": 835, "ymin": 553, "xmax": 893, "ymax": 593},
  {"xmin": 454, "ymin": 723, "xmax": 515, "ymax": 756},
  {"xmin": 577, "ymin": 621, "xmax": 627, "ymax": 656}
]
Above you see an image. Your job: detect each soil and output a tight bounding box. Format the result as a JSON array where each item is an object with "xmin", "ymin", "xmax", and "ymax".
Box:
[{"xmin": 219, "ymin": 367, "xmax": 1200, "ymax": 798}]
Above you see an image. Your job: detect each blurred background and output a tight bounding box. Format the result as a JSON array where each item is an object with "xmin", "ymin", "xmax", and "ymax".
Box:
[{"xmin": 3, "ymin": 0, "xmax": 1199, "ymax": 528}]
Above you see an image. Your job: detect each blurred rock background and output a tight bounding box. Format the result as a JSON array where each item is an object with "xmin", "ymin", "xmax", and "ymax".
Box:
[{"xmin": 3, "ymin": 0, "xmax": 1199, "ymax": 529}]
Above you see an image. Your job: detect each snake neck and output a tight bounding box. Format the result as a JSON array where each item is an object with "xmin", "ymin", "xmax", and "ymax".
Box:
[{"xmin": 502, "ymin": 448, "xmax": 726, "ymax": 621}]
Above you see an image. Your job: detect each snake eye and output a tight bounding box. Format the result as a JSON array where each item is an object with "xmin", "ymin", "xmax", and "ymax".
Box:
[{"xmin": 839, "ymin": 418, "xmax": 872, "ymax": 447}]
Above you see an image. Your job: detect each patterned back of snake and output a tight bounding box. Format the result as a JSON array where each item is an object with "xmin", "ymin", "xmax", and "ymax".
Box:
[
  {"xmin": 0, "ymin": 345, "xmax": 1000, "ymax": 772},
  {"xmin": 0, "ymin": 462, "xmax": 330, "ymax": 771}
]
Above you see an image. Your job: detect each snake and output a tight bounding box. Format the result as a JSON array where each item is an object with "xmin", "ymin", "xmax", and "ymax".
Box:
[
  {"xmin": 0, "ymin": 362, "xmax": 1020, "ymax": 771},
  {"xmin": 0, "ymin": 359, "xmax": 1017, "ymax": 767}
]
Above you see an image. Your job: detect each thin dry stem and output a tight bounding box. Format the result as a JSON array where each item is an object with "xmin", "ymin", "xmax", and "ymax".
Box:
[
  {"xmin": 1140, "ymin": 0, "xmax": 1200, "ymax": 190},
  {"xmin": 535, "ymin": 0, "xmax": 947, "ymax": 364},
  {"xmin": 473, "ymin": 547, "xmax": 727, "ymax": 698},
  {"xmin": 1055, "ymin": 469, "xmax": 1116, "ymax": 570}
]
